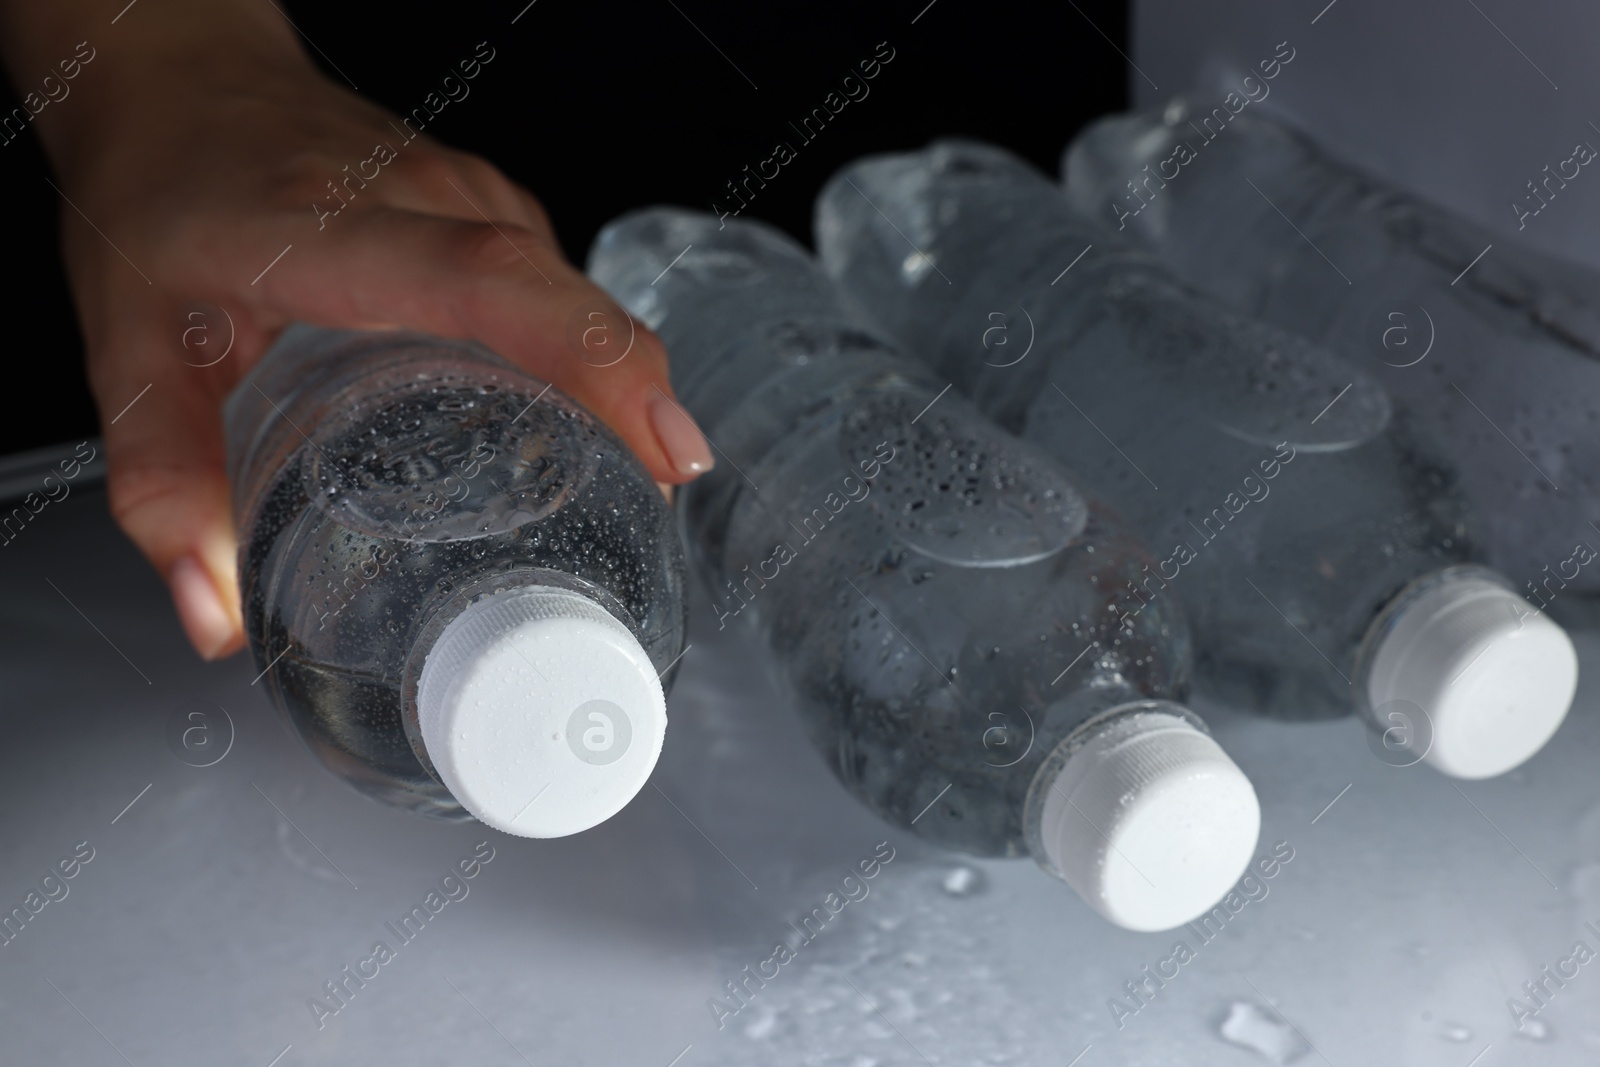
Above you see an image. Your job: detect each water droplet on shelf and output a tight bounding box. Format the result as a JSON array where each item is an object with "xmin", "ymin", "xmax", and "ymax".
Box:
[
  {"xmin": 941, "ymin": 866, "xmax": 988, "ymax": 897},
  {"xmin": 1439, "ymin": 1023, "xmax": 1472, "ymax": 1043},
  {"xmin": 1218, "ymin": 1000, "xmax": 1311, "ymax": 1064},
  {"xmin": 1517, "ymin": 1017, "xmax": 1552, "ymax": 1042},
  {"xmin": 742, "ymin": 1005, "xmax": 778, "ymax": 1041}
]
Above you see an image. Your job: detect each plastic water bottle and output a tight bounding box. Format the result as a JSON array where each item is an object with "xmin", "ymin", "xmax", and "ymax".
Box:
[
  {"xmin": 1063, "ymin": 99, "xmax": 1600, "ymax": 611},
  {"xmin": 225, "ymin": 325, "xmax": 686, "ymax": 837},
  {"xmin": 816, "ymin": 140, "xmax": 1577, "ymax": 779},
  {"xmin": 588, "ymin": 208, "xmax": 1260, "ymax": 931}
]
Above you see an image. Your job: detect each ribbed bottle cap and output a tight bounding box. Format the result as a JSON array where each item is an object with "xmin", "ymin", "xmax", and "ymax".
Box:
[
  {"xmin": 1037, "ymin": 709, "xmax": 1260, "ymax": 932},
  {"xmin": 415, "ymin": 586, "xmax": 667, "ymax": 838},
  {"xmin": 1367, "ymin": 574, "xmax": 1577, "ymax": 779}
]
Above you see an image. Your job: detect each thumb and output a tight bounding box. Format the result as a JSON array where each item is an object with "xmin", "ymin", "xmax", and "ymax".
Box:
[{"xmin": 93, "ymin": 326, "xmax": 245, "ymax": 661}]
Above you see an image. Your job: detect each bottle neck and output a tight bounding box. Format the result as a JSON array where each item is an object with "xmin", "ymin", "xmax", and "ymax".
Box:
[
  {"xmin": 1020, "ymin": 695, "xmax": 1207, "ymax": 876},
  {"xmin": 1350, "ymin": 563, "xmax": 1531, "ymax": 771},
  {"xmin": 399, "ymin": 567, "xmax": 642, "ymax": 781}
]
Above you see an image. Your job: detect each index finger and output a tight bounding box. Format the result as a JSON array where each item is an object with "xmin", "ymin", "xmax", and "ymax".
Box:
[{"xmin": 249, "ymin": 206, "xmax": 714, "ymax": 482}]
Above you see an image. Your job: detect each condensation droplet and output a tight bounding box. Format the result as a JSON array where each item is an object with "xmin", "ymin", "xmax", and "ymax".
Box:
[{"xmin": 941, "ymin": 866, "xmax": 988, "ymax": 897}]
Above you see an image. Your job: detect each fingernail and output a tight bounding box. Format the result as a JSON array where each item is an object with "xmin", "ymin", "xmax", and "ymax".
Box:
[
  {"xmin": 170, "ymin": 555, "xmax": 237, "ymax": 660},
  {"xmin": 657, "ymin": 481, "xmax": 675, "ymax": 503},
  {"xmin": 647, "ymin": 392, "xmax": 715, "ymax": 477}
]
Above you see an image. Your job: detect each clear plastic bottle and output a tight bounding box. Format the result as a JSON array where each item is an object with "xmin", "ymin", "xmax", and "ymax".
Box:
[
  {"xmin": 225, "ymin": 325, "xmax": 686, "ymax": 837},
  {"xmin": 1063, "ymin": 98, "xmax": 1600, "ymax": 610},
  {"xmin": 816, "ymin": 140, "xmax": 1577, "ymax": 779},
  {"xmin": 588, "ymin": 209, "xmax": 1260, "ymax": 931}
]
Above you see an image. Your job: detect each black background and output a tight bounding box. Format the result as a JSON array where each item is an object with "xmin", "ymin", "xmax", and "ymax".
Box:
[{"xmin": 0, "ymin": 0, "xmax": 1129, "ymax": 457}]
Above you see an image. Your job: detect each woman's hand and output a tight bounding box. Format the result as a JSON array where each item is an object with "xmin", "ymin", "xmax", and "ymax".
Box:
[{"xmin": 10, "ymin": 5, "xmax": 711, "ymax": 660}]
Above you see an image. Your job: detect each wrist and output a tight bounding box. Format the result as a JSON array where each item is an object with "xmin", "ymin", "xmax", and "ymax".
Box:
[{"xmin": 25, "ymin": 7, "xmax": 315, "ymax": 189}]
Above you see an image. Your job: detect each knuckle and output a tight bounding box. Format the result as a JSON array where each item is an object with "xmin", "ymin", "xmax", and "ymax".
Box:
[
  {"xmin": 106, "ymin": 463, "xmax": 183, "ymax": 524},
  {"xmin": 263, "ymin": 151, "xmax": 344, "ymax": 205},
  {"xmin": 629, "ymin": 322, "xmax": 671, "ymax": 370},
  {"xmin": 391, "ymin": 151, "xmax": 464, "ymax": 195},
  {"xmin": 449, "ymin": 222, "xmax": 548, "ymax": 276},
  {"xmin": 106, "ymin": 463, "xmax": 198, "ymax": 539},
  {"xmin": 448, "ymin": 152, "xmax": 508, "ymax": 190}
]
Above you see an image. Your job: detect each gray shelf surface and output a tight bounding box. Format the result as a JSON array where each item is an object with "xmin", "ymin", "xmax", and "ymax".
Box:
[{"xmin": 0, "ymin": 486, "xmax": 1595, "ymax": 1067}]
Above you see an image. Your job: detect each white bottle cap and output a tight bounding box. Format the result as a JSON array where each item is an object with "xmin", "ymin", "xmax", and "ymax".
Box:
[
  {"xmin": 415, "ymin": 586, "xmax": 668, "ymax": 838},
  {"xmin": 1366, "ymin": 573, "xmax": 1577, "ymax": 779},
  {"xmin": 1037, "ymin": 709, "xmax": 1260, "ymax": 932}
]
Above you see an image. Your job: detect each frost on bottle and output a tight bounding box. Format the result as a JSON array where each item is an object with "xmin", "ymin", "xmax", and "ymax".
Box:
[
  {"xmin": 1063, "ymin": 99, "xmax": 1600, "ymax": 611},
  {"xmin": 589, "ymin": 209, "xmax": 1260, "ymax": 932},
  {"xmin": 816, "ymin": 140, "xmax": 1577, "ymax": 779},
  {"xmin": 225, "ymin": 326, "xmax": 686, "ymax": 837}
]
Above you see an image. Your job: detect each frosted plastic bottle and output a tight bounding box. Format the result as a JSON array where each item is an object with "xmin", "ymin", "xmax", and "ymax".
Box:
[
  {"xmin": 816, "ymin": 140, "xmax": 1578, "ymax": 779},
  {"xmin": 588, "ymin": 208, "xmax": 1260, "ymax": 932},
  {"xmin": 1063, "ymin": 99, "xmax": 1600, "ymax": 609},
  {"xmin": 225, "ymin": 325, "xmax": 686, "ymax": 837}
]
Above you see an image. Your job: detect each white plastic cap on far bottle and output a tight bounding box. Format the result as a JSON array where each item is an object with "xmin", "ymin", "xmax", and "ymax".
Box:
[
  {"xmin": 1366, "ymin": 572, "xmax": 1577, "ymax": 779},
  {"xmin": 415, "ymin": 586, "xmax": 668, "ymax": 838},
  {"xmin": 1035, "ymin": 708, "xmax": 1261, "ymax": 932}
]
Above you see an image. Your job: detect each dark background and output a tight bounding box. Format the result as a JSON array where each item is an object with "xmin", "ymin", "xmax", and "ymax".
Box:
[{"xmin": 0, "ymin": 0, "xmax": 1129, "ymax": 457}]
